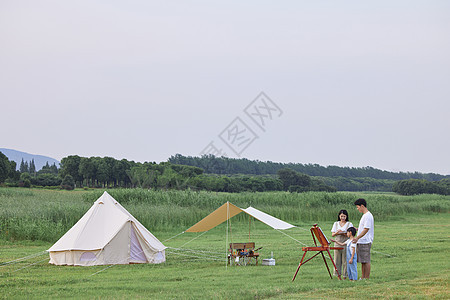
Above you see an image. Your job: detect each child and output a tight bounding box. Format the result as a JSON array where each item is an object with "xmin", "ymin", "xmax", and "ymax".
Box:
[{"xmin": 332, "ymin": 227, "xmax": 358, "ymax": 281}]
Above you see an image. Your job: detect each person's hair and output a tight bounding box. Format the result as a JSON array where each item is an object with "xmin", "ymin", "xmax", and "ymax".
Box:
[
  {"xmin": 337, "ymin": 209, "xmax": 349, "ymax": 221},
  {"xmin": 347, "ymin": 227, "xmax": 357, "ymax": 237},
  {"xmin": 354, "ymin": 198, "xmax": 367, "ymax": 207}
]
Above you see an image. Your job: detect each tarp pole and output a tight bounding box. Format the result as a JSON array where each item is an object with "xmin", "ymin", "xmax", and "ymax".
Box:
[
  {"xmin": 226, "ymin": 202, "xmax": 229, "ymax": 269},
  {"xmin": 229, "ymin": 206, "xmax": 233, "ymax": 245},
  {"xmin": 249, "ymin": 215, "xmax": 251, "ymax": 242}
]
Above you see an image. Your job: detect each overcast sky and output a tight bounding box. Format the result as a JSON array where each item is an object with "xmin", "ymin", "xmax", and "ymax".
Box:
[{"xmin": 1, "ymin": 1, "xmax": 449, "ymax": 175}]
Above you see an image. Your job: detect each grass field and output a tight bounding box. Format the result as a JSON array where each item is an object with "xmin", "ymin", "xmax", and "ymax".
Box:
[{"xmin": 0, "ymin": 188, "xmax": 449, "ymax": 299}]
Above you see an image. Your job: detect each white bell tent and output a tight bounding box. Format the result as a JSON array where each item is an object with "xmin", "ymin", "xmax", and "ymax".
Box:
[{"xmin": 48, "ymin": 191, "xmax": 166, "ymax": 266}]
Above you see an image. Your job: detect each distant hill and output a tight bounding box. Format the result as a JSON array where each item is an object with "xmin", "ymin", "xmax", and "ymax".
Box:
[{"xmin": 0, "ymin": 148, "xmax": 60, "ymax": 171}]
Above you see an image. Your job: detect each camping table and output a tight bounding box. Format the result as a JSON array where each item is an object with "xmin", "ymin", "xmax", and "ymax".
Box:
[{"xmin": 228, "ymin": 242, "xmax": 260, "ymax": 266}]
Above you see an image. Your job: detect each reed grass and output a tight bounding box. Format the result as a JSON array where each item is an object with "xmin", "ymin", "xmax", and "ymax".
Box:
[{"xmin": 0, "ymin": 188, "xmax": 449, "ymax": 242}]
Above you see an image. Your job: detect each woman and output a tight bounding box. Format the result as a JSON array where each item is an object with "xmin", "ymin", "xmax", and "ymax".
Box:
[{"xmin": 331, "ymin": 209, "xmax": 353, "ymax": 279}]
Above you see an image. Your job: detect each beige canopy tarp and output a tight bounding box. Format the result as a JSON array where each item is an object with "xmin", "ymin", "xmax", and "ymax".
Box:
[{"xmin": 185, "ymin": 202, "xmax": 295, "ymax": 232}]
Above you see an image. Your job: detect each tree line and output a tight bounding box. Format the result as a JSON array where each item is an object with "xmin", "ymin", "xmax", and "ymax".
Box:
[
  {"xmin": 0, "ymin": 152, "xmax": 336, "ymax": 193},
  {"xmin": 57, "ymin": 155, "xmax": 335, "ymax": 193},
  {"xmin": 168, "ymin": 154, "xmax": 448, "ymax": 181},
  {"xmin": 319, "ymin": 176, "xmax": 395, "ymax": 192},
  {"xmin": 1, "ymin": 151, "xmax": 449, "ymax": 194},
  {"xmin": 392, "ymin": 179, "xmax": 450, "ymax": 196}
]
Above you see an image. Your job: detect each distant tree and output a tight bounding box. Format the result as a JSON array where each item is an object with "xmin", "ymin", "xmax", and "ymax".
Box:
[
  {"xmin": 127, "ymin": 164, "xmax": 160, "ymax": 189},
  {"xmin": 60, "ymin": 155, "xmax": 82, "ymax": 187},
  {"xmin": 39, "ymin": 162, "xmax": 51, "ymax": 173},
  {"xmin": 19, "ymin": 159, "xmax": 29, "ymax": 173},
  {"xmin": 277, "ymin": 168, "xmax": 335, "ymax": 193},
  {"xmin": 96, "ymin": 158, "xmax": 114, "ymax": 187},
  {"xmin": 19, "ymin": 159, "xmax": 25, "ymax": 173},
  {"xmin": 50, "ymin": 163, "xmax": 59, "ymax": 175},
  {"xmin": 8, "ymin": 160, "xmax": 20, "ymax": 182},
  {"xmin": 116, "ymin": 159, "xmax": 133, "ymax": 187},
  {"xmin": 112, "ymin": 159, "xmax": 124, "ymax": 187},
  {"xmin": 79, "ymin": 157, "xmax": 97, "ymax": 187},
  {"xmin": 32, "ymin": 173, "xmax": 62, "ymax": 187},
  {"xmin": 277, "ymin": 168, "xmax": 311, "ymax": 190},
  {"xmin": 157, "ymin": 167, "xmax": 186, "ymax": 189},
  {"xmin": 29, "ymin": 159, "xmax": 36, "ymax": 176},
  {"xmin": 437, "ymin": 179, "xmax": 450, "ymax": 195},
  {"xmin": 171, "ymin": 164, "xmax": 204, "ymax": 177},
  {"xmin": 0, "ymin": 151, "xmax": 13, "ymax": 183},
  {"xmin": 61, "ymin": 174, "xmax": 75, "ymax": 190},
  {"xmin": 261, "ymin": 177, "xmax": 283, "ymax": 191},
  {"xmin": 277, "ymin": 168, "xmax": 299, "ymax": 190},
  {"xmin": 38, "ymin": 162, "xmax": 59, "ymax": 175},
  {"xmin": 19, "ymin": 172, "xmax": 31, "ymax": 188}
]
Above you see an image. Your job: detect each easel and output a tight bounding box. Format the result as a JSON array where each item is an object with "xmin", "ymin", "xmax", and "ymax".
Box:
[{"xmin": 292, "ymin": 224, "xmax": 343, "ymax": 281}]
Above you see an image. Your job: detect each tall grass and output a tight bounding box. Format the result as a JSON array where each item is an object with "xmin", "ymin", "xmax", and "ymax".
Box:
[
  {"xmin": 0, "ymin": 188, "xmax": 449, "ymax": 242},
  {"xmin": 0, "ymin": 189, "xmax": 90, "ymax": 242}
]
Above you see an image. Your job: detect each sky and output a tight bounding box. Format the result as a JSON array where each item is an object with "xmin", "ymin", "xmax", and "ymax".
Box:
[{"xmin": 1, "ymin": 1, "xmax": 449, "ymax": 175}]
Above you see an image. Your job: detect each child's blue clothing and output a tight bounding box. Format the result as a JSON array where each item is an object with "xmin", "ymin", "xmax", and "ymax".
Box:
[{"xmin": 346, "ymin": 240, "xmax": 358, "ymax": 280}]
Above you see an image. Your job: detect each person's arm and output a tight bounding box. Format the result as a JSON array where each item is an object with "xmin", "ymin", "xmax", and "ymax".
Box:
[
  {"xmin": 331, "ymin": 223, "xmax": 345, "ymax": 237},
  {"xmin": 331, "ymin": 229, "xmax": 347, "ymax": 236},
  {"xmin": 352, "ymin": 228, "xmax": 369, "ymax": 243},
  {"xmin": 331, "ymin": 239, "xmax": 345, "ymax": 246},
  {"xmin": 349, "ymin": 246, "xmax": 355, "ymax": 264},
  {"xmin": 331, "ymin": 230, "xmax": 341, "ymax": 237}
]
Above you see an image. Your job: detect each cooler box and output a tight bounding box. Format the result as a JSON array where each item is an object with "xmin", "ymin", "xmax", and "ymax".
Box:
[{"xmin": 262, "ymin": 258, "xmax": 275, "ymax": 266}]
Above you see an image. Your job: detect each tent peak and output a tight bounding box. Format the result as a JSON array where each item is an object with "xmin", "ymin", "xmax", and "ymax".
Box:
[{"xmin": 97, "ymin": 191, "xmax": 118, "ymax": 204}]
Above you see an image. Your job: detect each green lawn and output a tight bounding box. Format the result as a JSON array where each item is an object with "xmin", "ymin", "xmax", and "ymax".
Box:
[{"xmin": 1, "ymin": 213, "xmax": 449, "ymax": 299}]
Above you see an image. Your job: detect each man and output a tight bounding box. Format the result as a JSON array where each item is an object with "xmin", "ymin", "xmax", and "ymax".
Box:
[{"xmin": 352, "ymin": 198, "xmax": 374, "ymax": 279}]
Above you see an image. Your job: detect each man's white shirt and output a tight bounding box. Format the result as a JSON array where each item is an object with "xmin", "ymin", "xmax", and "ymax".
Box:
[{"xmin": 357, "ymin": 211, "xmax": 374, "ymax": 244}]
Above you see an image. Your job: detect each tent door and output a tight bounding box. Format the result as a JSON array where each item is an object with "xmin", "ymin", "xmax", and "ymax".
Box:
[{"xmin": 130, "ymin": 225, "xmax": 147, "ymax": 262}]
